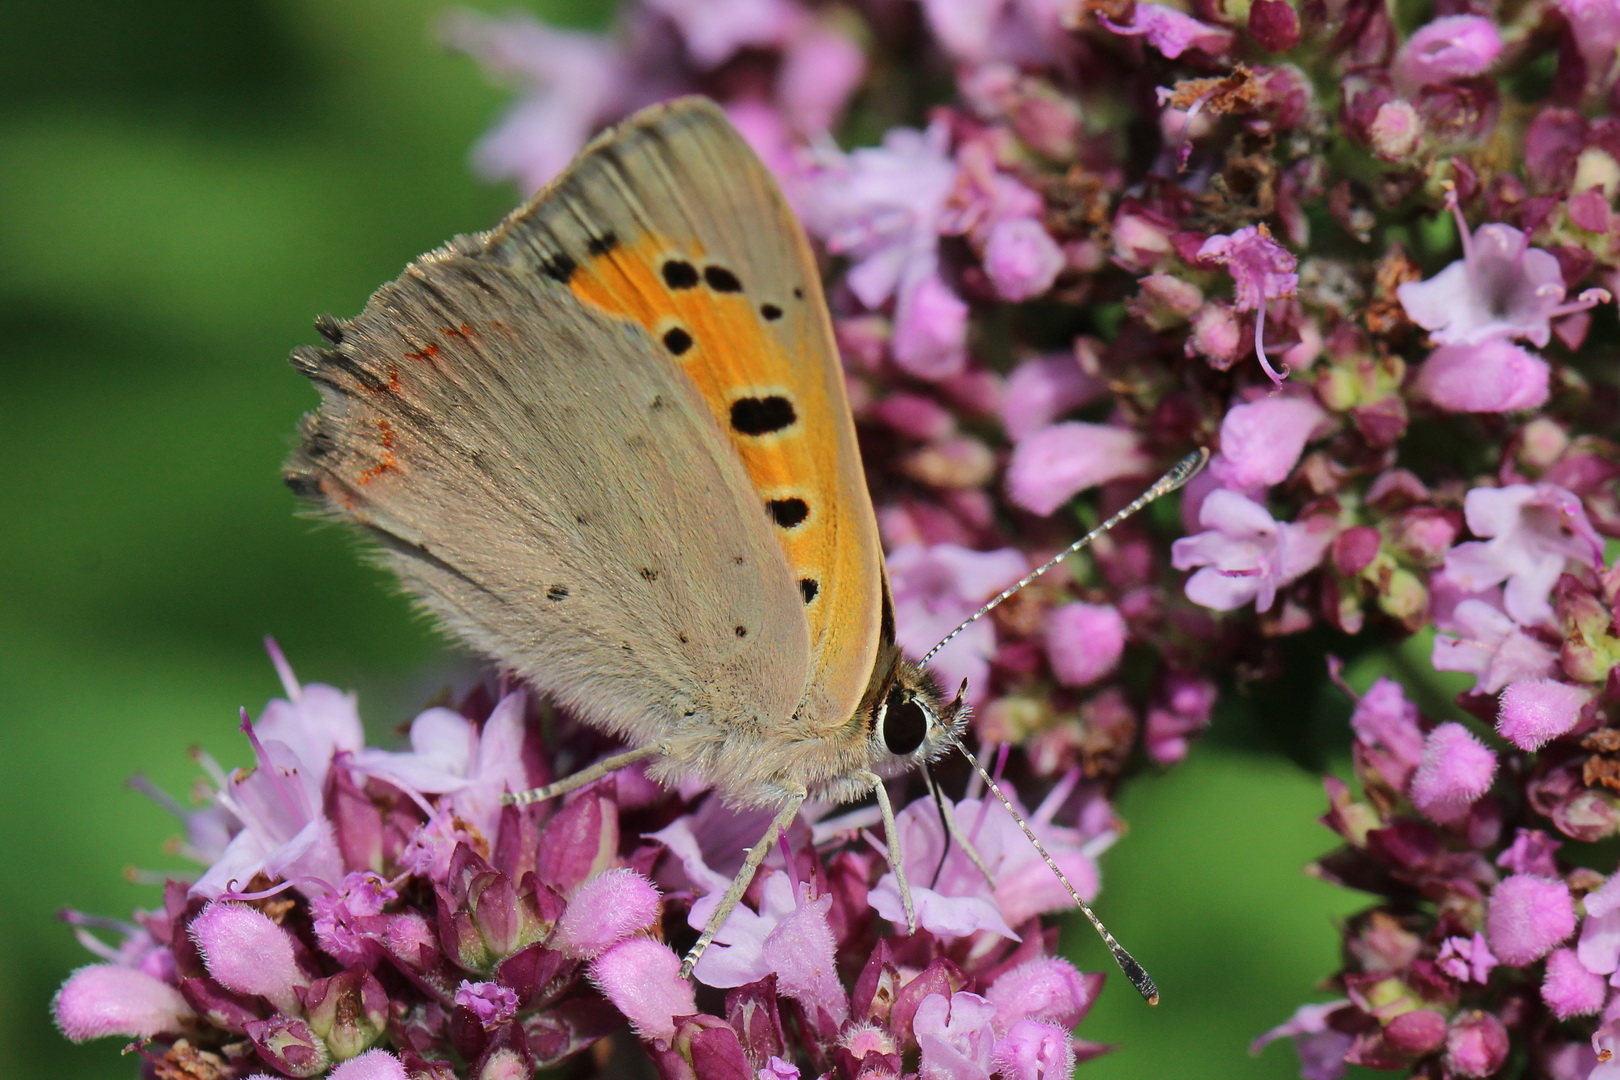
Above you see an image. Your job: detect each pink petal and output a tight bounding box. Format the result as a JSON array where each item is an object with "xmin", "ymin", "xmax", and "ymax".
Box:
[
  {"xmin": 588, "ymin": 939, "xmax": 696, "ymax": 1043},
  {"xmin": 53, "ymin": 964, "xmax": 193, "ymax": 1042},
  {"xmin": 1004, "ymin": 423, "xmax": 1150, "ymax": 515}
]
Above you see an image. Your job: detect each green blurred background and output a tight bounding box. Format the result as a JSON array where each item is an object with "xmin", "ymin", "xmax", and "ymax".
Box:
[{"xmin": 0, "ymin": 1, "xmax": 1418, "ymax": 1075}]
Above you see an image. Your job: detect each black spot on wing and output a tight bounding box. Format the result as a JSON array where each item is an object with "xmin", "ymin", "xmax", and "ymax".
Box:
[
  {"xmin": 800, "ymin": 578, "xmax": 819, "ymax": 604},
  {"xmin": 663, "ymin": 327, "xmax": 693, "ymax": 356},
  {"xmin": 704, "ymin": 266, "xmax": 742, "ymax": 292},
  {"xmin": 767, "ymin": 497, "xmax": 809, "ymax": 528},
  {"xmin": 735, "ymin": 625, "xmax": 748, "ymax": 638},
  {"xmin": 586, "ymin": 232, "xmax": 618, "ymax": 256},
  {"xmin": 541, "ymin": 252, "xmax": 577, "ymax": 283},
  {"xmin": 792, "ymin": 286, "xmax": 805, "ymax": 299},
  {"xmin": 760, "ymin": 303, "xmax": 782, "ymax": 321},
  {"xmin": 548, "ymin": 584, "xmax": 569, "ymax": 601},
  {"xmin": 662, "ymin": 260, "xmax": 700, "ymax": 289},
  {"xmin": 731, "ymin": 396, "xmax": 797, "ymax": 436},
  {"xmin": 640, "ymin": 567, "xmax": 659, "ymax": 582}
]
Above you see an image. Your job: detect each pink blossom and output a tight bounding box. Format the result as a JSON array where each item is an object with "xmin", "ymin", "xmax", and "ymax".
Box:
[
  {"xmin": 1413, "ymin": 339, "xmax": 1551, "ymax": 413},
  {"xmin": 1392, "ymin": 16, "xmax": 1503, "ymax": 94},
  {"xmin": 1578, "ymin": 873, "xmax": 1620, "ymax": 977},
  {"xmin": 644, "ymin": 0, "xmax": 800, "ymax": 68},
  {"xmin": 552, "ymin": 868, "xmax": 662, "ymax": 960},
  {"xmin": 1437, "ymin": 933, "xmax": 1498, "ymax": 983},
  {"xmin": 985, "ymin": 957, "xmax": 1100, "ymax": 1031},
  {"xmin": 1407, "ymin": 722, "xmax": 1497, "ymax": 824},
  {"xmin": 983, "ymin": 217, "xmax": 1064, "ymax": 301},
  {"xmin": 1431, "ymin": 594, "xmax": 1559, "ymax": 694},
  {"xmin": 1209, "ymin": 395, "xmax": 1326, "ymax": 491},
  {"xmin": 992, "ymin": 1020, "xmax": 1077, "ymax": 1079},
  {"xmin": 1251, "ymin": 1000, "xmax": 1356, "ymax": 1080},
  {"xmin": 1349, "ymin": 677, "xmax": 1427, "ymax": 792},
  {"xmin": 1046, "ymin": 602, "xmax": 1126, "ymax": 687},
  {"xmin": 1486, "ymin": 874, "xmax": 1575, "ymax": 965},
  {"xmin": 915, "ymin": 990, "xmax": 999, "ymax": 1078},
  {"xmin": 1000, "ymin": 351, "xmax": 1105, "ymax": 441},
  {"xmin": 53, "ymin": 964, "xmax": 193, "ymax": 1042},
  {"xmin": 1098, "ymin": 4, "xmax": 1236, "ymax": 59},
  {"xmin": 777, "ymin": 25, "xmax": 866, "ymax": 133},
  {"xmin": 888, "ymin": 544, "xmax": 1028, "ymax": 705},
  {"xmin": 1004, "ymin": 422, "xmax": 1151, "ymax": 515},
  {"xmin": 1496, "ymin": 679, "xmax": 1593, "ymax": 751},
  {"xmin": 1145, "ymin": 674, "xmax": 1218, "ymax": 765},
  {"xmin": 327, "ymin": 1051, "xmax": 408, "ymax": 1080},
  {"xmin": 1554, "ymin": 0, "xmax": 1620, "ymax": 89},
  {"xmin": 1397, "ymin": 197, "xmax": 1610, "ymax": 349},
  {"xmin": 1445, "ymin": 1011, "xmax": 1510, "ymax": 1078},
  {"xmin": 190, "ymin": 901, "xmax": 309, "ymax": 1014},
  {"xmin": 1544, "ymin": 948, "xmax": 1608, "ymax": 1018},
  {"xmin": 1171, "ymin": 489, "xmax": 1333, "ymax": 612},
  {"xmin": 1368, "ymin": 100, "xmax": 1423, "ymax": 161},
  {"xmin": 893, "ymin": 272, "xmax": 971, "ymax": 380},
  {"xmin": 455, "ymin": 979, "xmax": 519, "ymax": 1030},
  {"xmin": 1497, "ymin": 828, "xmax": 1562, "ymax": 876},
  {"xmin": 588, "ymin": 938, "xmax": 696, "ymax": 1043},
  {"xmin": 1197, "ymin": 226, "xmax": 1300, "ymax": 385},
  {"xmin": 1443, "ymin": 483, "xmax": 1604, "ymax": 626}
]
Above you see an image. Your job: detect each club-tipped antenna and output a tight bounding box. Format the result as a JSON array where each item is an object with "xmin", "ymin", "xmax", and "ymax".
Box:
[
  {"xmin": 920, "ymin": 448, "xmax": 1210, "ymax": 668},
  {"xmin": 942, "ymin": 725, "xmax": 1159, "ymax": 1005}
]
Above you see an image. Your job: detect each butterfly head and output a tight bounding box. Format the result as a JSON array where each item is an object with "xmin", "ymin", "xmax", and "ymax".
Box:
[{"xmin": 868, "ymin": 658, "xmax": 967, "ymax": 776}]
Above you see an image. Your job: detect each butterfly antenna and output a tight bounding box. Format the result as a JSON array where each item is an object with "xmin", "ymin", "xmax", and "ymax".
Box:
[
  {"xmin": 920, "ymin": 448, "xmax": 1209, "ymax": 668},
  {"xmin": 941, "ymin": 726, "xmax": 1159, "ymax": 1005}
]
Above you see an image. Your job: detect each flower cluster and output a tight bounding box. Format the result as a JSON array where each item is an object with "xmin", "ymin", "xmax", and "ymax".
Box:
[{"xmin": 53, "ymin": 648, "xmax": 1114, "ymax": 1077}]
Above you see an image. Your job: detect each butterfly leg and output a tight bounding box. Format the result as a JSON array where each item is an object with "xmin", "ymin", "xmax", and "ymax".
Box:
[
  {"xmin": 860, "ymin": 771, "xmax": 917, "ymax": 935},
  {"xmin": 679, "ymin": 786, "xmax": 806, "ymax": 979},
  {"xmin": 502, "ymin": 744, "xmax": 663, "ymax": 806}
]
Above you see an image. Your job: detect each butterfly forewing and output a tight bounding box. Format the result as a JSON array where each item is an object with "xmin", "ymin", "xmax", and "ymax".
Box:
[{"xmin": 480, "ymin": 99, "xmax": 888, "ymax": 736}]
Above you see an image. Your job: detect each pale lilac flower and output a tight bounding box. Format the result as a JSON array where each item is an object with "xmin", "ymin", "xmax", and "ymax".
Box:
[
  {"xmin": 1171, "ymin": 489, "xmax": 1333, "ymax": 613},
  {"xmin": 1046, "ymin": 602, "xmax": 1126, "ymax": 687},
  {"xmin": 983, "ymin": 217, "xmax": 1064, "ymax": 301},
  {"xmin": 915, "ymin": 990, "xmax": 999, "ymax": 1078},
  {"xmin": 1407, "ymin": 722, "xmax": 1497, "ymax": 824},
  {"xmin": 992, "ymin": 1019, "xmax": 1077, "ymax": 1079},
  {"xmin": 1413, "ymin": 339, "xmax": 1551, "ymax": 413},
  {"xmin": 1392, "ymin": 16, "xmax": 1503, "ymax": 95},
  {"xmin": 1251, "ymin": 1000, "xmax": 1355, "ymax": 1080},
  {"xmin": 1498, "ymin": 828, "xmax": 1562, "ymax": 876},
  {"xmin": 1497, "ymin": 679, "xmax": 1592, "ymax": 751},
  {"xmin": 456, "ymin": 979, "xmax": 519, "ymax": 1030},
  {"xmin": 1397, "ymin": 194, "xmax": 1610, "ymax": 349},
  {"xmin": 1097, "ymin": 4, "xmax": 1236, "ymax": 59},
  {"xmin": 190, "ymin": 901, "xmax": 309, "ymax": 1014},
  {"xmin": 776, "ymin": 24, "xmax": 866, "ymax": 133},
  {"xmin": 1348, "ymin": 677, "xmax": 1427, "ymax": 791},
  {"xmin": 1197, "ymin": 226, "xmax": 1300, "ymax": 385},
  {"xmin": 53, "ymin": 964, "xmax": 194, "ymax": 1042},
  {"xmin": 310, "ymin": 871, "xmax": 398, "ymax": 965},
  {"xmin": 588, "ymin": 938, "xmax": 697, "ymax": 1043},
  {"xmin": 644, "ymin": 0, "xmax": 800, "ymax": 68},
  {"xmin": 1443, "ymin": 483, "xmax": 1604, "ymax": 626},
  {"xmin": 1209, "ymin": 395, "xmax": 1326, "ymax": 491},
  {"xmin": 442, "ymin": 12, "xmax": 623, "ymax": 192},
  {"xmin": 887, "ymin": 544, "xmax": 1028, "ymax": 704},
  {"xmin": 1437, "ymin": 932, "xmax": 1498, "ymax": 983},
  {"xmin": 893, "ymin": 271, "xmax": 971, "ymax": 380},
  {"xmin": 1544, "ymin": 948, "xmax": 1608, "ymax": 1018},
  {"xmin": 552, "ymin": 868, "xmax": 662, "ymax": 960},
  {"xmin": 1431, "ymin": 594, "xmax": 1560, "ymax": 694},
  {"xmin": 1554, "ymin": 0, "xmax": 1620, "ymax": 89},
  {"xmin": 1486, "ymin": 874, "xmax": 1576, "ymax": 965},
  {"xmin": 328, "ymin": 1051, "xmax": 409, "ymax": 1080},
  {"xmin": 1576, "ymin": 872, "xmax": 1620, "ymax": 977},
  {"xmin": 1000, "ymin": 351, "xmax": 1106, "ymax": 441},
  {"xmin": 1004, "ymin": 422, "xmax": 1151, "ymax": 515}
]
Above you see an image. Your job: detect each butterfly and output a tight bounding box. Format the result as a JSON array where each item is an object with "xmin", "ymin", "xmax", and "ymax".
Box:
[{"xmin": 285, "ymin": 95, "xmax": 1173, "ymax": 1002}]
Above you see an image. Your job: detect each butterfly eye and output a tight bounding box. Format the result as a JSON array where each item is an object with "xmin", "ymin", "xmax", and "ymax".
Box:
[{"xmin": 882, "ymin": 688, "xmax": 929, "ymax": 757}]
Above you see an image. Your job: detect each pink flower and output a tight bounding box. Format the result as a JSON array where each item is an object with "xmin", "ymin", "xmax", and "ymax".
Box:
[
  {"xmin": 441, "ymin": 12, "xmax": 623, "ymax": 193},
  {"xmin": 588, "ymin": 939, "xmax": 697, "ymax": 1044},
  {"xmin": 1046, "ymin": 602, "xmax": 1127, "ymax": 687},
  {"xmin": 1577, "ymin": 873, "xmax": 1620, "ymax": 976},
  {"xmin": 1497, "ymin": 828, "xmax": 1562, "ymax": 876},
  {"xmin": 644, "ymin": 0, "xmax": 800, "ymax": 68},
  {"xmin": 1000, "ymin": 351, "xmax": 1105, "ymax": 441},
  {"xmin": 1209, "ymin": 396, "xmax": 1326, "ymax": 491},
  {"xmin": 327, "ymin": 1050, "xmax": 408, "ymax": 1080},
  {"xmin": 777, "ymin": 25, "xmax": 866, "ymax": 133},
  {"xmin": 1437, "ymin": 933, "xmax": 1498, "ymax": 984},
  {"xmin": 1554, "ymin": 0, "xmax": 1620, "ymax": 89},
  {"xmin": 1445, "ymin": 1011, "xmax": 1510, "ymax": 1078},
  {"xmin": 1496, "ymin": 679, "xmax": 1592, "ymax": 751},
  {"xmin": 893, "ymin": 271, "xmax": 971, "ymax": 380},
  {"xmin": 1486, "ymin": 874, "xmax": 1575, "ymax": 965},
  {"xmin": 1004, "ymin": 423, "xmax": 1151, "ymax": 515},
  {"xmin": 1397, "ymin": 196, "xmax": 1610, "ymax": 349},
  {"xmin": 1197, "ymin": 226, "xmax": 1300, "ymax": 385},
  {"xmin": 1251, "ymin": 1000, "xmax": 1356, "ymax": 1080},
  {"xmin": 1349, "ymin": 677, "xmax": 1427, "ymax": 791},
  {"xmin": 1544, "ymin": 948, "xmax": 1608, "ymax": 1019},
  {"xmin": 983, "ymin": 217, "xmax": 1064, "ymax": 301},
  {"xmin": 1098, "ymin": 4, "xmax": 1236, "ymax": 59},
  {"xmin": 991, "ymin": 1020, "xmax": 1077, "ymax": 1079},
  {"xmin": 887, "ymin": 544, "xmax": 1028, "ymax": 704},
  {"xmin": 53, "ymin": 964, "xmax": 193, "ymax": 1042},
  {"xmin": 1171, "ymin": 489, "xmax": 1333, "ymax": 612},
  {"xmin": 552, "ymin": 868, "xmax": 663, "ymax": 960},
  {"xmin": 455, "ymin": 979, "xmax": 519, "ymax": 1030},
  {"xmin": 1392, "ymin": 16, "xmax": 1503, "ymax": 94},
  {"xmin": 1431, "ymin": 595, "xmax": 1559, "ymax": 694},
  {"xmin": 190, "ymin": 901, "xmax": 309, "ymax": 1014},
  {"xmin": 915, "ymin": 990, "xmax": 999, "ymax": 1078},
  {"xmin": 1412, "ymin": 339, "xmax": 1551, "ymax": 413},
  {"xmin": 1443, "ymin": 483, "xmax": 1604, "ymax": 626},
  {"xmin": 1407, "ymin": 722, "xmax": 1496, "ymax": 824}
]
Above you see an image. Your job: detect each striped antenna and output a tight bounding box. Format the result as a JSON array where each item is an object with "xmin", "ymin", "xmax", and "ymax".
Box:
[{"xmin": 921, "ymin": 448, "xmax": 1209, "ymax": 667}]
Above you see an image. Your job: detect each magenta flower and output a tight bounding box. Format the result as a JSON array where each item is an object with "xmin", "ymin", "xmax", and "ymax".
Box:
[
  {"xmin": 588, "ymin": 939, "xmax": 696, "ymax": 1043},
  {"xmin": 1496, "ymin": 679, "xmax": 1592, "ymax": 751},
  {"xmin": 1486, "ymin": 874, "xmax": 1575, "ymax": 965},
  {"xmin": 1172, "ymin": 489, "xmax": 1333, "ymax": 612},
  {"xmin": 1436, "ymin": 933, "xmax": 1498, "ymax": 984},
  {"xmin": 1442, "ymin": 483, "xmax": 1605, "ymax": 627},
  {"xmin": 1208, "ymin": 395, "xmax": 1326, "ymax": 491},
  {"xmin": 1097, "ymin": 3, "xmax": 1236, "ymax": 59},
  {"xmin": 53, "ymin": 964, "xmax": 194, "ymax": 1042},
  {"xmin": 1392, "ymin": 16, "xmax": 1503, "ymax": 94},
  {"xmin": 1544, "ymin": 948, "xmax": 1607, "ymax": 1019},
  {"xmin": 887, "ymin": 543, "xmax": 1028, "ymax": 703},
  {"xmin": 1412, "ymin": 339, "xmax": 1551, "ymax": 413},
  {"xmin": 1406, "ymin": 722, "xmax": 1496, "ymax": 824},
  {"xmin": 1431, "ymin": 594, "xmax": 1560, "ymax": 694},
  {"xmin": 1045, "ymin": 601, "xmax": 1126, "ymax": 687},
  {"xmin": 983, "ymin": 217, "xmax": 1064, "ymax": 301},
  {"xmin": 1004, "ymin": 422, "xmax": 1151, "ymax": 515},
  {"xmin": 1197, "ymin": 225, "xmax": 1300, "ymax": 385}
]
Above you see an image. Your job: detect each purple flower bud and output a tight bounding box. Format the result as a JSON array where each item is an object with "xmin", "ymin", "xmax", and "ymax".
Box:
[
  {"xmin": 1414, "ymin": 341, "xmax": 1550, "ymax": 414},
  {"xmin": 589, "ymin": 939, "xmax": 696, "ymax": 1044},
  {"xmin": 535, "ymin": 793, "xmax": 618, "ymax": 894},
  {"xmin": 1407, "ymin": 723, "xmax": 1496, "ymax": 824},
  {"xmin": 1393, "ymin": 17, "xmax": 1503, "ymax": 93},
  {"xmin": 1248, "ymin": 0, "xmax": 1301, "ymax": 52},
  {"xmin": 992, "ymin": 1019, "xmax": 1077, "ymax": 1080},
  {"xmin": 1333, "ymin": 526, "xmax": 1383, "ymax": 577},
  {"xmin": 1486, "ymin": 874, "xmax": 1575, "ymax": 964},
  {"xmin": 1384, "ymin": 1008, "xmax": 1447, "ymax": 1056},
  {"xmin": 1444, "ymin": 1010, "xmax": 1510, "ymax": 1078},
  {"xmin": 553, "ymin": 868, "xmax": 661, "ymax": 960},
  {"xmin": 893, "ymin": 274, "xmax": 969, "ymax": 382},
  {"xmin": 1046, "ymin": 602, "xmax": 1127, "ymax": 687},
  {"xmin": 1004, "ymin": 422, "xmax": 1150, "ymax": 516},
  {"xmin": 1187, "ymin": 303, "xmax": 1245, "ymax": 368},
  {"xmin": 53, "ymin": 963, "xmax": 194, "ymax": 1042},
  {"xmin": 983, "ymin": 218, "xmax": 1063, "ymax": 302},
  {"xmin": 1543, "ymin": 947, "xmax": 1607, "ymax": 1018},
  {"xmin": 1368, "ymin": 101, "xmax": 1423, "ymax": 162},
  {"xmin": 1130, "ymin": 272, "xmax": 1204, "ymax": 329},
  {"xmin": 246, "ymin": 1015, "xmax": 330, "ymax": 1078},
  {"xmin": 1000, "ymin": 350, "xmax": 1105, "ymax": 442},
  {"xmin": 327, "ymin": 1049, "xmax": 409, "ymax": 1080},
  {"xmin": 303, "ymin": 968, "xmax": 388, "ymax": 1060},
  {"xmin": 456, "ymin": 980, "xmax": 519, "ymax": 1031},
  {"xmin": 985, "ymin": 957, "xmax": 1099, "ymax": 1031},
  {"xmin": 190, "ymin": 902, "xmax": 308, "ymax": 1014},
  {"xmin": 1497, "ymin": 679, "xmax": 1592, "ymax": 751},
  {"xmin": 1209, "ymin": 396, "xmax": 1326, "ymax": 491}
]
